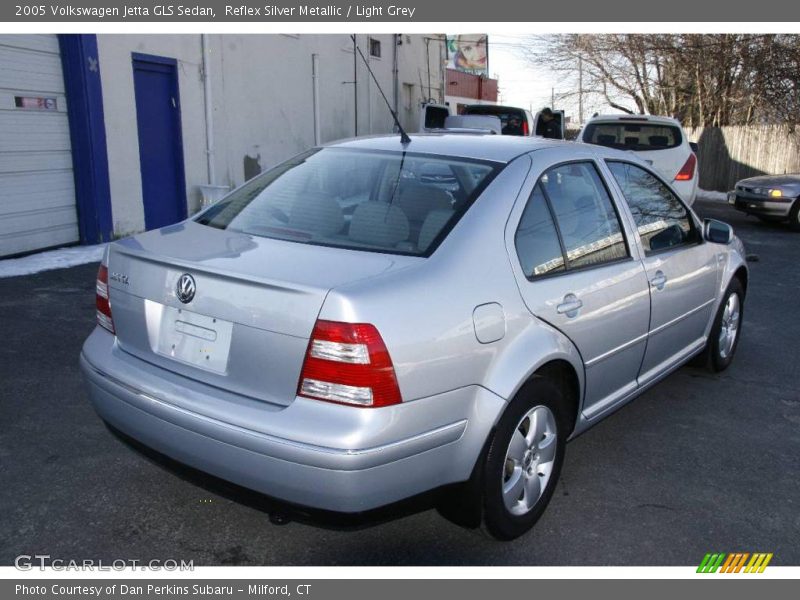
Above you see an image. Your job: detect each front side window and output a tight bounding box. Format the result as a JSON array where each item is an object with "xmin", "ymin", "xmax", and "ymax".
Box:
[
  {"xmin": 196, "ymin": 148, "xmax": 499, "ymax": 256},
  {"xmin": 515, "ymin": 161, "xmax": 628, "ymax": 278},
  {"xmin": 606, "ymin": 161, "xmax": 699, "ymax": 255}
]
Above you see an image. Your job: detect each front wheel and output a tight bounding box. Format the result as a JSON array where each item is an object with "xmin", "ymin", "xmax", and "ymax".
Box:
[
  {"xmin": 708, "ymin": 279, "xmax": 745, "ymax": 372},
  {"xmin": 789, "ymin": 199, "xmax": 800, "ymax": 232},
  {"xmin": 480, "ymin": 377, "xmax": 567, "ymax": 540}
]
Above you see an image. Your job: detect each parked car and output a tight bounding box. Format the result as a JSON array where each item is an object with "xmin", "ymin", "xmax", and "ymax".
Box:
[
  {"xmin": 728, "ymin": 174, "xmax": 800, "ymax": 230},
  {"xmin": 461, "ymin": 104, "xmax": 535, "ymax": 136},
  {"xmin": 421, "ymin": 103, "xmax": 565, "ymax": 138},
  {"xmin": 81, "ymin": 134, "xmax": 748, "ymax": 540},
  {"xmin": 578, "ymin": 114, "xmax": 699, "ymax": 206}
]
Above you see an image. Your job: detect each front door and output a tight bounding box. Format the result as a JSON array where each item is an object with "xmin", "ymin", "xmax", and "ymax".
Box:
[
  {"xmin": 132, "ymin": 53, "xmax": 187, "ymax": 230},
  {"xmin": 605, "ymin": 161, "xmax": 719, "ymax": 384},
  {"xmin": 508, "ymin": 154, "xmax": 651, "ymax": 420}
]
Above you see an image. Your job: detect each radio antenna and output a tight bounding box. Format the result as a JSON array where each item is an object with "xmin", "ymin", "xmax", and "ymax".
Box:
[{"xmin": 351, "ymin": 35, "xmax": 411, "ymax": 145}]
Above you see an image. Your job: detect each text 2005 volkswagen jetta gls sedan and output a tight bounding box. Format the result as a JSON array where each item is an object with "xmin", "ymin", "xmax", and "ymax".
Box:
[{"xmin": 81, "ymin": 134, "xmax": 748, "ymax": 540}]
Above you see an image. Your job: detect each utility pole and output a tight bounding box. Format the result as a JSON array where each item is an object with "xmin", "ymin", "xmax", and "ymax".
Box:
[
  {"xmin": 551, "ymin": 87, "xmax": 555, "ymax": 108},
  {"xmin": 353, "ymin": 34, "xmax": 358, "ymax": 136},
  {"xmin": 578, "ymin": 56, "xmax": 584, "ymax": 125},
  {"xmin": 425, "ymin": 37, "xmax": 432, "ymax": 103}
]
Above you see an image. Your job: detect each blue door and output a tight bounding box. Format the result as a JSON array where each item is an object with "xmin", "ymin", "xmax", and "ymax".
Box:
[{"xmin": 132, "ymin": 53, "xmax": 187, "ymax": 230}]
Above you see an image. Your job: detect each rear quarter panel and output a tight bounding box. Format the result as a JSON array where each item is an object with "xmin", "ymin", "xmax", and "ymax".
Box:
[{"xmin": 319, "ymin": 153, "xmax": 585, "ymax": 410}]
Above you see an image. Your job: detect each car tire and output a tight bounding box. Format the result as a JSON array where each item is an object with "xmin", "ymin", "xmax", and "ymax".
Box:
[
  {"xmin": 706, "ymin": 278, "xmax": 745, "ymax": 372},
  {"xmin": 788, "ymin": 199, "xmax": 800, "ymax": 232},
  {"xmin": 479, "ymin": 376, "xmax": 567, "ymax": 540}
]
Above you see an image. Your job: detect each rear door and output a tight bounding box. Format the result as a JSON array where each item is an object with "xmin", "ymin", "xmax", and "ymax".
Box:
[
  {"xmin": 605, "ymin": 160, "xmax": 719, "ymax": 384},
  {"xmin": 507, "ymin": 148, "xmax": 651, "ymax": 420},
  {"xmin": 533, "ymin": 110, "xmax": 565, "ymax": 140},
  {"xmin": 419, "ymin": 103, "xmax": 450, "ymax": 131}
]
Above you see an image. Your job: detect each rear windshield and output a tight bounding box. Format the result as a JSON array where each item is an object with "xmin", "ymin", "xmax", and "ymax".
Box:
[
  {"xmin": 582, "ymin": 122, "xmax": 682, "ymax": 151},
  {"xmin": 196, "ymin": 148, "xmax": 501, "ymax": 256},
  {"xmin": 463, "ymin": 105, "xmax": 527, "ymax": 135}
]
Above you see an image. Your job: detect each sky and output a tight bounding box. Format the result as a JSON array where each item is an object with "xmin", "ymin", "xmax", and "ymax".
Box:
[
  {"xmin": 486, "ymin": 34, "xmax": 627, "ymax": 123},
  {"xmin": 488, "ymin": 35, "xmax": 558, "ymax": 112}
]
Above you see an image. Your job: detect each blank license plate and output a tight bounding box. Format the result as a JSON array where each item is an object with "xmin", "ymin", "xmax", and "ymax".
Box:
[{"xmin": 146, "ymin": 300, "xmax": 233, "ymax": 374}]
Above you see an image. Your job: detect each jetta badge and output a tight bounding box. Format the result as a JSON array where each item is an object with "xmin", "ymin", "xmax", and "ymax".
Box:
[{"xmin": 176, "ymin": 273, "xmax": 196, "ymax": 304}]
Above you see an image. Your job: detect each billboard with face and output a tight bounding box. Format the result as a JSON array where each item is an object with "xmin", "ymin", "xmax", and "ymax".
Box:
[{"xmin": 447, "ymin": 34, "xmax": 488, "ymax": 75}]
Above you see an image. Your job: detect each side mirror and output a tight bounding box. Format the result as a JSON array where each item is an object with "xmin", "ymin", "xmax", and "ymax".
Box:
[
  {"xmin": 704, "ymin": 218, "xmax": 733, "ymax": 244},
  {"xmin": 689, "ymin": 142, "xmax": 699, "ymax": 153}
]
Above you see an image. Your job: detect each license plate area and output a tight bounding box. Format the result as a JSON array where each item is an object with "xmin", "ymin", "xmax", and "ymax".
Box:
[{"xmin": 145, "ymin": 300, "xmax": 233, "ymax": 374}]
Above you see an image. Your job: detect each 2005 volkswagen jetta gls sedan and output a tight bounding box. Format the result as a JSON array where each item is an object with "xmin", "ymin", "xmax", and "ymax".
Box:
[{"xmin": 81, "ymin": 134, "xmax": 748, "ymax": 540}]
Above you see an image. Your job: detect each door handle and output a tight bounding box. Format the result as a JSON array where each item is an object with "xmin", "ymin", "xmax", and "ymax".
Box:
[
  {"xmin": 650, "ymin": 270, "xmax": 667, "ymax": 290},
  {"xmin": 557, "ymin": 293, "xmax": 583, "ymax": 317}
]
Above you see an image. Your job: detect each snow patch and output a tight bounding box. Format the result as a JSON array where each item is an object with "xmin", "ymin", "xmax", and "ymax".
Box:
[
  {"xmin": 0, "ymin": 244, "xmax": 106, "ymax": 278},
  {"xmin": 696, "ymin": 189, "xmax": 730, "ymax": 203}
]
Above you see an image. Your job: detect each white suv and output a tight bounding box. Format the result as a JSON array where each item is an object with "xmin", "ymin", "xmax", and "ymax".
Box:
[{"xmin": 578, "ymin": 114, "xmax": 699, "ymax": 206}]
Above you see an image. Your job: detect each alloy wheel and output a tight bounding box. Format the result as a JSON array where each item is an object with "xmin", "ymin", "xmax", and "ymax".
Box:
[{"xmin": 501, "ymin": 405, "xmax": 557, "ymax": 516}]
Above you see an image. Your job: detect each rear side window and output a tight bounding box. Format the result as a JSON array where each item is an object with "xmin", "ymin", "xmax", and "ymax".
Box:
[
  {"xmin": 515, "ymin": 185, "xmax": 566, "ymax": 277},
  {"xmin": 583, "ymin": 122, "xmax": 682, "ymax": 150},
  {"xmin": 196, "ymin": 148, "xmax": 500, "ymax": 256},
  {"xmin": 606, "ymin": 161, "xmax": 699, "ymax": 255},
  {"xmin": 515, "ymin": 162, "xmax": 628, "ymax": 278}
]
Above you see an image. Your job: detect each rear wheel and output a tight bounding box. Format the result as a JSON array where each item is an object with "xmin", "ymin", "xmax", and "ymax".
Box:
[{"xmin": 480, "ymin": 377, "xmax": 567, "ymax": 540}]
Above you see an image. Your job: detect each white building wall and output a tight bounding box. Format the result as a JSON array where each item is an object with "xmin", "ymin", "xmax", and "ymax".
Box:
[
  {"xmin": 95, "ymin": 34, "xmax": 444, "ymax": 238},
  {"xmin": 96, "ymin": 35, "xmax": 208, "ymax": 237}
]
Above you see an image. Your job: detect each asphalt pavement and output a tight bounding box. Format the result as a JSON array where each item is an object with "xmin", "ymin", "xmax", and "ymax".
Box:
[{"xmin": 1, "ymin": 198, "xmax": 798, "ymax": 566}]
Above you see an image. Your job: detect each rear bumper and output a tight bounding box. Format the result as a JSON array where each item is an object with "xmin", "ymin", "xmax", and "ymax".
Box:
[
  {"xmin": 732, "ymin": 194, "xmax": 793, "ymax": 218},
  {"xmin": 80, "ymin": 327, "xmax": 505, "ymax": 512}
]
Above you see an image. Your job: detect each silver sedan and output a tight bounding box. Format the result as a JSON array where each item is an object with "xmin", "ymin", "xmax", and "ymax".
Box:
[
  {"xmin": 729, "ymin": 174, "xmax": 800, "ymax": 230},
  {"xmin": 81, "ymin": 134, "xmax": 748, "ymax": 540}
]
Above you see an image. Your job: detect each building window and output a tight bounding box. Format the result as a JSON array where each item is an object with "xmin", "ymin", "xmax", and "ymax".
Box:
[
  {"xmin": 403, "ymin": 83, "xmax": 415, "ymax": 112},
  {"xmin": 369, "ymin": 37, "xmax": 381, "ymax": 58}
]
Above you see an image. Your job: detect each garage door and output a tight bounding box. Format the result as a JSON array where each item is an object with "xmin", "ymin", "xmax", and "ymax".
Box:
[{"xmin": 0, "ymin": 34, "xmax": 78, "ymax": 257}]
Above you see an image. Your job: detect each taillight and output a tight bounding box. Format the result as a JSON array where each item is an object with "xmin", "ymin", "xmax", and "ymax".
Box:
[
  {"xmin": 297, "ymin": 320, "xmax": 401, "ymax": 408},
  {"xmin": 675, "ymin": 153, "xmax": 697, "ymax": 181},
  {"xmin": 522, "ymin": 119, "xmax": 529, "ymax": 136},
  {"xmin": 96, "ymin": 264, "xmax": 115, "ymax": 334}
]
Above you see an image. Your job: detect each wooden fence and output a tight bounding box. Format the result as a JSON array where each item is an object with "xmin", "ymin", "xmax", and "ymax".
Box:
[{"xmin": 685, "ymin": 125, "xmax": 800, "ymax": 192}]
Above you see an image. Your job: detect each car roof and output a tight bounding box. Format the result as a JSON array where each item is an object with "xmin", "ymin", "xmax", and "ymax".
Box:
[
  {"xmin": 464, "ymin": 104, "xmax": 527, "ymax": 113},
  {"xmin": 324, "ymin": 133, "xmax": 567, "ymax": 163},
  {"xmin": 586, "ymin": 114, "xmax": 682, "ymax": 126}
]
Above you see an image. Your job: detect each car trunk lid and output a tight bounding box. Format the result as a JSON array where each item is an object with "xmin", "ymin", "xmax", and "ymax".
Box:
[{"xmin": 106, "ymin": 221, "xmax": 420, "ymax": 407}]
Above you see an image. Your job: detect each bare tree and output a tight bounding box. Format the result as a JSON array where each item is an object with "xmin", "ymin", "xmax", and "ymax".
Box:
[{"xmin": 525, "ymin": 34, "xmax": 800, "ymax": 128}]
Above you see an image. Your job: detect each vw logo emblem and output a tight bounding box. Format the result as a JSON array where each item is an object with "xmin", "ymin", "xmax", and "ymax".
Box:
[{"xmin": 176, "ymin": 273, "xmax": 196, "ymax": 304}]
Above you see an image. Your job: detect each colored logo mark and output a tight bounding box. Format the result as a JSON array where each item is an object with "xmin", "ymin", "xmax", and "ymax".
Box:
[{"xmin": 697, "ymin": 552, "xmax": 773, "ymax": 573}]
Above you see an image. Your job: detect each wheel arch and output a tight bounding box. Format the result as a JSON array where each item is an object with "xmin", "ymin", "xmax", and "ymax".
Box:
[
  {"xmin": 733, "ymin": 265, "xmax": 748, "ymax": 295},
  {"xmin": 483, "ymin": 320, "xmax": 585, "ymax": 436}
]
